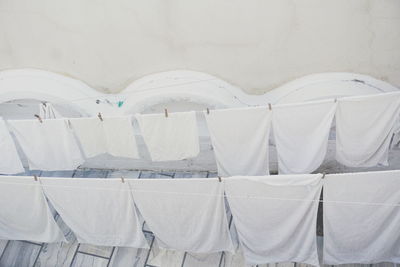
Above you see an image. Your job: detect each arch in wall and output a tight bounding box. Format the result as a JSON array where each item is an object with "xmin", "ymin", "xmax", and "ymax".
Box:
[{"xmin": 0, "ymin": 69, "xmax": 114, "ymax": 117}]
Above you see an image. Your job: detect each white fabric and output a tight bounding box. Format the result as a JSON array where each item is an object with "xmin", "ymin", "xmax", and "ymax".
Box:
[
  {"xmin": 136, "ymin": 111, "xmax": 200, "ymax": 161},
  {"xmin": 39, "ymin": 103, "xmax": 62, "ymax": 119},
  {"xmin": 8, "ymin": 119, "xmax": 84, "ymax": 171},
  {"xmin": 0, "ymin": 176, "xmax": 65, "ymax": 242},
  {"xmin": 70, "ymin": 116, "xmax": 139, "ymax": 159},
  {"xmin": 336, "ymin": 92, "xmax": 400, "ymax": 167},
  {"xmin": 41, "ymin": 178, "xmax": 148, "ymax": 248},
  {"xmin": 273, "ymin": 100, "xmax": 336, "ymax": 174},
  {"xmin": 205, "ymin": 107, "xmax": 272, "ymax": 176},
  {"xmin": 324, "ymin": 171, "xmax": 400, "ymax": 264},
  {"xmin": 225, "ymin": 175, "xmax": 322, "ymax": 266},
  {"xmin": 129, "ymin": 178, "xmax": 233, "ymax": 253},
  {"xmin": 0, "ymin": 119, "xmax": 24, "ymax": 174}
]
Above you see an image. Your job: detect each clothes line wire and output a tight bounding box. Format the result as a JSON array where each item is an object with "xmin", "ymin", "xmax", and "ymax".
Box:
[{"xmin": 0, "ymin": 178, "xmax": 399, "ymax": 208}]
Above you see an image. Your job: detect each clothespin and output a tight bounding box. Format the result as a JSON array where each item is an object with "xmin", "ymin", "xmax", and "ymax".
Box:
[
  {"xmin": 41, "ymin": 102, "xmax": 47, "ymax": 107},
  {"xmin": 268, "ymin": 103, "xmax": 272, "ymax": 111},
  {"xmin": 322, "ymin": 172, "xmax": 326, "ymax": 179},
  {"xmin": 97, "ymin": 112, "xmax": 103, "ymax": 121},
  {"xmin": 334, "ymin": 98, "xmax": 338, "ymax": 103},
  {"xmin": 164, "ymin": 109, "xmax": 168, "ymax": 118},
  {"xmin": 206, "ymin": 108, "xmax": 210, "ymax": 115},
  {"xmin": 34, "ymin": 114, "xmax": 43, "ymax": 123},
  {"xmin": 33, "ymin": 175, "xmax": 38, "ymax": 182},
  {"xmin": 121, "ymin": 177, "xmax": 125, "ymax": 183},
  {"xmin": 218, "ymin": 176, "xmax": 222, "ymax": 182}
]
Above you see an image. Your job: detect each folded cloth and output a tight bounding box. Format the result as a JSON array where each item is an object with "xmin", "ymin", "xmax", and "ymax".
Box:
[
  {"xmin": 0, "ymin": 176, "xmax": 65, "ymax": 242},
  {"xmin": 324, "ymin": 171, "xmax": 400, "ymax": 264},
  {"xmin": 129, "ymin": 178, "xmax": 234, "ymax": 253},
  {"xmin": 0, "ymin": 118, "xmax": 24, "ymax": 174},
  {"xmin": 69, "ymin": 116, "xmax": 139, "ymax": 159},
  {"xmin": 205, "ymin": 107, "xmax": 272, "ymax": 176},
  {"xmin": 7, "ymin": 119, "xmax": 84, "ymax": 171},
  {"xmin": 273, "ymin": 100, "xmax": 336, "ymax": 174},
  {"xmin": 41, "ymin": 178, "xmax": 148, "ymax": 248},
  {"xmin": 336, "ymin": 92, "xmax": 400, "ymax": 167},
  {"xmin": 136, "ymin": 111, "xmax": 200, "ymax": 161},
  {"xmin": 225, "ymin": 175, "xmax": 322, "ymax": 266}
]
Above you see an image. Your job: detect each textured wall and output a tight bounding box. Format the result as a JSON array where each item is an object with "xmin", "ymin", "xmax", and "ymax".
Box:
[{"xmin": 0, "ymin": 0, "xmax": 399, "ymax": 93}]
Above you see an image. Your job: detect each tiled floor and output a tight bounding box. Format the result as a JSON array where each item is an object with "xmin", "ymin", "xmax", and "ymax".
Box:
[{"xmin": 0, "ymin": 169, "xmax": 398, "ymax": 267}]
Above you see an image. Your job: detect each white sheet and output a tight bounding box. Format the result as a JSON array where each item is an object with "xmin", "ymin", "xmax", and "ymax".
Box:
[
  {"xmin": 39, "ymin": 103, "xmax": 62, "ymax": 119},
  {"xmin": 41, "ymin": 178, "xmax": 148, "ymax": 248},
  {"xmin": 336, "ymin": 92, "xmax": 400, "ymax": 167},
  {"xmin": 205, "ymin": 107, "xmax": 272, "ymax": 176},
  {"xmin": 225, "ymin": 175, "xmax": 322, "ymax": 266},
  {"xmin": 0, "ymin": 176, "xmax": 65, "ymax": 242},
  {"xmin": 129, "ymin": 178, "xmax": 233, "ymax": 253},
  {"xmin": 0, "ymin": 119, "xmax": 24, "ymax": 174},
  {"xmin": 273, "ymin": 100, "xmax": 336, "ymax": 174},
  {"xmin": 70, "ymin": 116, "xmax": 139, "ymax": 159},
  {"xmin": 136, "ymin": 111, "xmax": 200, "ymax": 161},
  {"xmin": 324, "ymin": 171, "xmax": 400, "ymax": 264},
  {"xmin": 8, "ymin": 119, "xmax": 84, "ymax": 171}
]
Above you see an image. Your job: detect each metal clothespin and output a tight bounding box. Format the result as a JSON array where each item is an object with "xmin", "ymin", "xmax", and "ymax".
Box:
[
  {"xmin": 121, "ymin": 177, "xmax": 125, "ymax": 183},
  {"xmin": 322, "ymin": 172, "xmax": 326, "ymax": 179},
  {"xmin": 97, "ymin": 112, "xmax": 103, "ymax": 121},
  {"xmin": 33, "ymin": 175, "xmax": 38, "ymax": 181},
  {"xmin": 268, "ymin": 103, "xmax": 272, "ymax": 110},
  {"xmin": 218, "ymin": 176, "xmax": 222, "ymax": 182},
  {"xmin": 34, "ymin": 114, "xmax": 43, "ymax": 123},
  {"xmin": 206, "ymin": 108, "xmax": 210, "ymax": 115},
  {"xmin": 164, "ymin": 109, "xmax": 168, "ymax": 118}
]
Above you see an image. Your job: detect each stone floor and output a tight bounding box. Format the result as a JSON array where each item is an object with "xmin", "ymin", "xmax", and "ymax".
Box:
[{"xmin": 0, "ymin": 169, "xmax": 398, "ymax": 267}]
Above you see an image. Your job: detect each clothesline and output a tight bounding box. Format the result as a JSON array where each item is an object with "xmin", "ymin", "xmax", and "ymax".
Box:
[{"xmin": 1, "ymin": 175, "xmax": 400, "ymax": 207}]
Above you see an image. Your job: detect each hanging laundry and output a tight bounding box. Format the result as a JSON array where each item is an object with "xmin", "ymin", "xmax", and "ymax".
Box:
[
  {"xmin": 225, "ymin": 175, "xmax": 322, "ymax": 266},
  {"xmin": 273, "ymin": 100, "xmax": 336, "ymax": 174},
  {"xmin": 205, "ymin": 107, "xmax": 272, "ymax": 176},
  {"xmin": 136, "ymin": 111, "xmax": 200, "ymax": 161},
  {"xmin": 39, "ymin": 102, "xmax": 62, "ymax": 119},
  {"xmin": 0, "ymin": 176, "xmax": 65, "ymax": 242},
  {"xmin": 324, "ymin": 171, "xmax": 400, "ymax": 264},
  {"xmin": 7, "ymin": 118, "xmax": 84, "ymax": 171},
  {"xmin": 69, "ymin": 116, "xmax": 139, "ymax": 159},
  {"xmin": 129, "ymin": 178, "xmax": 234, "ymax": 253},
  {"xmin": 41, "ymin": 178, "xmax": 148, "ymax": 248},
  {"xmin": 0, "ymin": 118, "xmax": 24, "ymax": 174},
  {"xmin": 336, "ymin": 92, "xmax": 400, "ymax": 167}
]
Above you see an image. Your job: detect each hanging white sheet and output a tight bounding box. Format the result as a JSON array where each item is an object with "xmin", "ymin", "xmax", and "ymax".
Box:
[
  {"xmin": 39, "ymin": 103, "xmax": 62, "ymax": 119},
  {"xmin": 0, "ymin": 118, "xmax": 24, "ymax": 174},
  {"xmin": 136, "ymin": 111, "xmax": 200, "ymax": 161},
  {"xmin": 224, "ymin": 175, "xmax": 322, "ymax": 266},
  {"xmin": 7, "ymin": 119, "xmax": 84, "ymax": 171},
  {"xmin": 41, "ymin": 178, "xmax": 148, "ymax": 248},
  {"xmin": 129, "ymin": 178, "xmax": 233, "ymax": 253},
  {"xmin": 324, "ymin": 171, "xmax": 400, "ymax": 264},
  {"xmin": 0, "ymin": 176, "xmax": 65, "ymax": 242},
  {"xmin": 336, "ymin": 92, "xmax": 400, "ymax": 167},
  {"xmin": 205, "ymin": 107, "xmax": 272, "ymax": 176},
  {"xmin": 69, "ymin": 116, "xmax": 139, "ymax": 159},
  {"xmin": 273, "ymin": 100, "xmax": 336, "ymax": 174}
]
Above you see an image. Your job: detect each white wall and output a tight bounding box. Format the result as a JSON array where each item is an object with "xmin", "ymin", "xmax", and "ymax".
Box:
[{"xmin": 0, "ymin": 0, "xmax": 399, "ymax": 94}]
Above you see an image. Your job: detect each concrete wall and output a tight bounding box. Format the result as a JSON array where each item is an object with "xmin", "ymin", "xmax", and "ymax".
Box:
[{"xmin": 0, "ymin": 0, "xmax": 399, "ymax": 94}]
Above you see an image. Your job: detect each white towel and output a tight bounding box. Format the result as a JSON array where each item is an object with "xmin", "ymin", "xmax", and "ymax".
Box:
[
  {"xmin": 336, "ymin": 92, "xmax": 400, "ymax": 167},
  {"xmin": 136, "ymin": 111, "xmax": 200, "ymax": 161},
  {"xmin": 7, "ymin": 119, "xmax": 84, "ymax": 171},
  {"xmin": 0, "ymin": 119, "xmax": 24, "ymax": 174},
  {"xmin": 324, "ymin": 171, "xmax": 400, "ymax": 264},
  {"xmin": 225, "ymin": 175, "xmax": 322, "ymax": 266},
  {"xmin": 273, "ymin": 100, "xmax": 336, "ymax": 174},
  {"xmin": 41, "ymin": 178, "xmax": 148, "ymax": 248},
  {"xmin": 205, "ymin": 107, "xmax": 272, "ymax": 176},
  {"xmin": 0, "ymin": 176, "xmax": 65, "ymax": 242},
  {"xmin": 69, "ymin": 116, "xmax": 139, "ymax": 159},
  {"xmin": 129, "ymin": 178, "xmax": 234, "ymax": 253}
]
